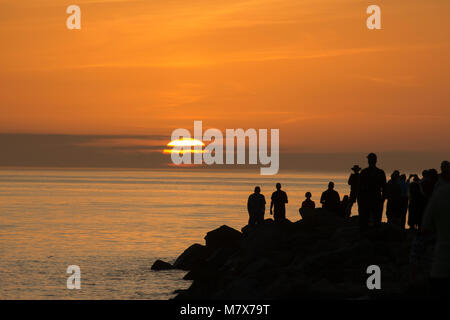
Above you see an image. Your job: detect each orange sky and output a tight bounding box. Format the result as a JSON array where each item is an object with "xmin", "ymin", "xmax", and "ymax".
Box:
[{"xmin": 0, "ymin": 0, "xmax": 449, "ymax": 153}]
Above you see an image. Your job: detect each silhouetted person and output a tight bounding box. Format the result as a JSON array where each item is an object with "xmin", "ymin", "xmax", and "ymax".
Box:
[
  {"xmin": 357, "ymin": 153, "xmax": 387, "ymax": 231},
  {"xmin": 301, "ymin": 192, "xmax": 315, "ymax": 209},
  {"xmin": 340, "ymin": 195, "xmax": 351, "ymax": 218},
  {"xmin": 247, "ymin": 186, "xmax": 266, "ymax": 225},
  {"xmin": 421, "ymin": 170, "xmax": 433, "ymax": 200},
  {"xmin": 408, "ymin": 174, "xmax": 426, "ymax": 230},
  {"xmin": 299, "ymin": 192, "xmax": 315, "ymax": 219},
  {"xmin": 386, "ymin": 170, "xmax": 402, "ymax": 226},
  {"xmin": 348, "ymin": 165, "xmax": 361, "ymax": 214},
  {"xmin": 398, "ymin": 174, "xmax": 409, "ymax": 229},
  {"xmin": 429, "ymin": 168, "xmax": 439, "ymax": 190},
  {"xmin": 421, "ymin": 183, "xmax": 450, "ymax": 298},
  {"xmin": 434, "ymin": 160, "xmax": 450, "ymax": 192},
  {"xmin": 320, "ymin": 181, "xmax": 340, "ymax": 213},
  {"xmin": 270, "ymin": 183, "xmax": 288, "ymax": 222}
]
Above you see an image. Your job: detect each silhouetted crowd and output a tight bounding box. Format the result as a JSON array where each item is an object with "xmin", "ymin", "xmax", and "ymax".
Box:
[
  {"xmin": 247, "ymin": 153, "xmax": 449, "ymax": 231},
  {"xmin": 247, "ymin": 153, "xmax": 450, "ymax": 298}
]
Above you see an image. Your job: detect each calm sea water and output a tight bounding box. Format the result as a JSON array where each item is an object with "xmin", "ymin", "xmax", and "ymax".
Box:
[{"xmin": 0, "ymin": 168, "xmax": 350, "ymax": 299}]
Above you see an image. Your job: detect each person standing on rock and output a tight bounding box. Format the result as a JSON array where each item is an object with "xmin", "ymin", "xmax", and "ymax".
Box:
[
  {"xmin": 434, "ymin": 160, "xmax": 450, "ymax": 192},
  {"xmin": 357, "ymin": 153, "xmax": 387, "ymax": 232},
  {"xmin": 421, "ymin": 183, "xmax": 450, "ymax": 298},
  {"xmin": 247, "ymin": 186, "xmax": 266, "ymax": 225},
  {"xmin": 386, "ymin": 170, "xmax": 401, "ymax": 226},
  {"xmin": 270, "ymin": 183, "xmax": 288, "ymax": 222},
  {"xmin": 398, "ymin": 174, "xmax": 410, "ymax": 229},
  {"xmin": 408, "ymin": 174, "xmax": 426, "ymax": 230},
  {"xmin": 348, "ymin": 165, "xmax": 361, "ymax": 214}
]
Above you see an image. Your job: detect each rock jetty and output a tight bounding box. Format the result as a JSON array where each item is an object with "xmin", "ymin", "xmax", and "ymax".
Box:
[{"xmin": 151, "ymin": 209, "xmax": 433, "ymax": 299}]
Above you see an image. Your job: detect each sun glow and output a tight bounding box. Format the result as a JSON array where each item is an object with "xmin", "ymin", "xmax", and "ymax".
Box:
[
  {"xmin": 164, "ymin": 138, "xmax": 206, "ymax": 154},
  {"xmin": 167, "ymin": 138, "xmax": 205, "ymax": 147}
]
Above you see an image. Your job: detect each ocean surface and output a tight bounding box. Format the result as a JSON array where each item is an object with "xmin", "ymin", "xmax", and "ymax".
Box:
[{"xmin": 0, "ymin": 168, "xmax": 351, "ymax": 299}]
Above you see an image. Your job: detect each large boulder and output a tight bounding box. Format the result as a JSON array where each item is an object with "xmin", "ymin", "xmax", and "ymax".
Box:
[
  {"xmin": 365, "ymin": 223, "xmax": 406, "ymax": 242},
  {"xmin": 183, "ymin": 264, "xmax": 218, "ymax": 281},
  {"xmin": 299, "ymin": 207, "xmax": 315, "ymax": 220},
  {"xmin": 173, "ymin": 243, "xmax": 211, "ymax": 270},
  {"xmin": 151, "ymin": 259, "xmax": 173, "ymax": 270},
  {"xmin": 240, "ymin": 219, "xmax": 296, "ymax": 255},
  {"xmin": 204, "ymin": 225, "xmax": 242, "ymax": 250},
  {"xmin": 206, "ymin": 246, "xmax": 237, "ymax": 268},
  {"xmin": 212, "ymin": 277, "xmax": 261, "ymax": 299},
  {"xmin": 238, "ymin": 257, "xmax": 275, "ymax": 277}
]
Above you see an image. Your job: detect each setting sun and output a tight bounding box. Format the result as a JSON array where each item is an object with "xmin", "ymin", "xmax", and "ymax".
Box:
[
  {"xmin": 167, "ymin": 138, "xmax": 205, "ymax": 147},
  {"xmin": 164, "ymin": 138, "xmax": 205, "ymax": 154}
]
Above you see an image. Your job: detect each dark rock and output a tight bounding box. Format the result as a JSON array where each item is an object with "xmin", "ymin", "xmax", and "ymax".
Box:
[
  {"xmin": 183, "ymin": 263, "xmax": 220, "ymax": 281},
  {"xmin": 204, "ymin": 225, "xmax": 242, "ymax": 250},
  {"xmin": 173, "ymin": 289, "xmax": 188, "ymax": 295},
  {"xmin": 365, "ymin": 223, "xmax": 406, "ymax": 242},
  {"xmin": 242, "ymin": 218, "xmax": 275, "ymax": 230},
  {"xmin": 151, "ymin": 259, "xmax": 173, "ymax": 270},
  {"xmin": 212, "ymin": 277, "xmax": 261, "ymax": 299},
  {"xmin": 206, "ymin": 247, "xmax": 237, "ymax": 268},
  {"xmin": 173, "ymin": 212, "xmax": 433, "ymax": 300},
  {"xmin": 299, "ymin": 207, "xmax": 315, "ymax": 220},
  {"xmin": 173, "ymin": 243, "xmax": 210, "ymax": 270},
  {"xmin": 310, "ymin": 278, "xmax": 340, "ymax": 297}
]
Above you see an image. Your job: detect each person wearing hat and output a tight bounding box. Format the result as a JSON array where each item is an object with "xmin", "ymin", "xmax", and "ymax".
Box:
[
  {"xmin": 357, "ymin": 153, "xmax": 387, "ymax": 231},
  {"xmin": 348, "ymin": 165, "xmax": 361, "ymax": 209}
]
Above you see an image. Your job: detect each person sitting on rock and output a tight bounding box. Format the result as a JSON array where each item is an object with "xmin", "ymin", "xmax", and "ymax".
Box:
[
  {"xmin": 247, "ymin": 186, "xmax": 266, "ymax": 225},
  {"xmin": 270, "ymin": 183, "xmax": 288, "ymax": 222},
  {"xmin": 320, "ymin": 181, "xmax": 341, "ymax": 213},
  {"xmin": 299, "ymin": 192, "xmax": 315, "ymax": 219},
  {"xmin": 302, "ymin": 192, "xmax": 315, "ymax": 209}
]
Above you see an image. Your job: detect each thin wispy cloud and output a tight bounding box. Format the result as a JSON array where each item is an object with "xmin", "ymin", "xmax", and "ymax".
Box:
[
  {"xmin": 352, "ymin": 75, "xmax": 421, "ymax": 88},
  {"xmin": 47, "ymin": 43, "xmax": 442, "ymax": 70}
]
